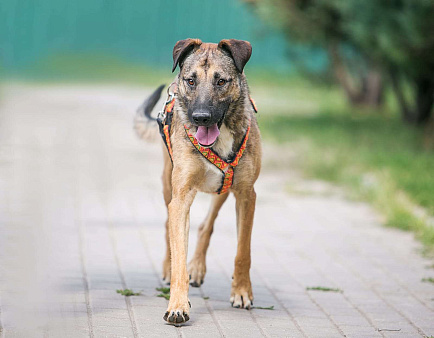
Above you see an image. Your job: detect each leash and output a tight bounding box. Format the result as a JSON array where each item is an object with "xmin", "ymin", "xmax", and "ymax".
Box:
[{"xmin": 157, "ymin": 84, "xmax": 257, "ymax": 195}]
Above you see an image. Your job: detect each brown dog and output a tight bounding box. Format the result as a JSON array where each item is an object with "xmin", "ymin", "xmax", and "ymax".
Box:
[{"xmin": 134, "ymin": 39, "xmax": 261, "ymax": 325}]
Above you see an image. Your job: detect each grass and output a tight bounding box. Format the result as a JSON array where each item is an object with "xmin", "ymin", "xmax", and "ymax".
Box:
[
  {"xmin": 116, "ymin": 289, "xmax": 142, "ymax": 296},
  {"xmin": 157, "ymin": 293, "xmax": 170, "ymax": 300},
  {"xmin": 257, "ymin": 80, "xmax": 434, "ymax": 251},
  {"xmin": 306, "ymin": 286, "xmax": 343, "ymax": 293},
  {"xmin": 421, "ymin": 277, "xmax": 434, "ymax": 284},
  {"xmin": 156, "ymin": 287, "xmax": 170, "ymax": 300},
  {"xmin": 252, "ymin": 305, "xmax": 275, "ymax": 310},
  {"xmin": 156, "ymin": 287, "xmax": 170, "ymax": 294}
]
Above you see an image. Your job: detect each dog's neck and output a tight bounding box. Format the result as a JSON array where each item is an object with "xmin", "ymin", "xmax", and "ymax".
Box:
[{"xmin": 213, "ymin": 93, "xmax": 251, "ymax": 159}]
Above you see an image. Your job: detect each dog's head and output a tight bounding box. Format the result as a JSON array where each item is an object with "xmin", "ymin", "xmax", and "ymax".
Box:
[{"xmin": 172, "ymin": 38, "xmax": 252, "ymax": 147}]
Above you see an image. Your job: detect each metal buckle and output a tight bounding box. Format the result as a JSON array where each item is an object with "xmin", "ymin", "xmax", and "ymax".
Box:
[
  {"xmin": 157, "ymin": 102, "xmax": 167, "ymax": 121},
  {"xmin": 157, "ymin": 85, "xmax": 176, "ymax": 121}
]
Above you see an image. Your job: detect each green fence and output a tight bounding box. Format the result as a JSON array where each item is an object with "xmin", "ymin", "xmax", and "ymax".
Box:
[{"xmin": 0, "ymin": 0, "xmax": 326, "ymax": 75}]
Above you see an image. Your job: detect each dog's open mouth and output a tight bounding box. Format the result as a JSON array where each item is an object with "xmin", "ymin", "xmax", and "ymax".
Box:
[{"xmin": 195, "ymin": 124, "xmax": 220, "ymax": 148}]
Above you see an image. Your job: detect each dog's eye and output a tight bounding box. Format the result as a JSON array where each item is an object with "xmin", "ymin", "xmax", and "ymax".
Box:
[
  {"xmin": 186, "ymin": 79, "xmax": 195, "ymax": 87},
  {"xmin": 217, "ymin": 79, "xmax": 226, "ymax": 86}
]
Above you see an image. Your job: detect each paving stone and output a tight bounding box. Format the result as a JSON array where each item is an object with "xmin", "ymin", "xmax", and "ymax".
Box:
[
  {"xmin": 92, "ymin": 325, "xmax": 135, "ymax": 338},
  {"xmin": 330, "ymin": 315, "xmax": 371, "ymax": 327},
  {"xmin": 339, "ymin": 325, "xmax": 382, "ymax": 337},
  {"xmin": 254, "ymin": 318, "xmax": 305, "ymax": 338},
  {"xmin": 301, "ymin": 326, "xmax": 343, "ymax": 338}
]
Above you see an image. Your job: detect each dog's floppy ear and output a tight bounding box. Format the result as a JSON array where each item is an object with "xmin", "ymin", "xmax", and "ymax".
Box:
[
  {"xmin": 218, "ymin": 39, "xmax": 252, "ymax": 73},
  {"xmin": 172, "ymin": 38, "xmax": 202, "ymax": 72}
]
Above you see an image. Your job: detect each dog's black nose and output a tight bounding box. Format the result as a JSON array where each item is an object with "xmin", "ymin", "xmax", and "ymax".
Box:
[{"xmin": 192, "ymin": 110, "xmax": 211, "ymax": 126}]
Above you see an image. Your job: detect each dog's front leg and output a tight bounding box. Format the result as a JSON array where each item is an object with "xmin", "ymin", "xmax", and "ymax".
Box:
[
  {"xmin": 162, "ymin": 153, "xmax": 173, "ymax": 285},
  {"xmin": 188, "ymin": 193, "xmax": 229, "ymax": 287},
  {"xmin": 231, "ymin": 188, "xmax": 256, "ymax": 309},
  {"xmin": 163, "ymin": 185, "xmax": 196, "ymax": 324}
]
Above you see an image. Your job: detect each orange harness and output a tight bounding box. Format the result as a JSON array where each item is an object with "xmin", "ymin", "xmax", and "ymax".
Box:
[{"xmin": 157, "ymin": 89, "xmax": 257, "ymax": 195}]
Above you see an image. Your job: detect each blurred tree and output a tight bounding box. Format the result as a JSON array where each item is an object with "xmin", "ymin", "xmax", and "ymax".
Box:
[
  {"xmin": 246, "ymin": 0, "xmax": 434, "ymax": 125},
  {"xmin": 245, "ymin": 0, "xmax": 384, "ymax": 108},
  {"xmin": 339, "ymin": 0, "xmax": 434, "ymax": 125}
]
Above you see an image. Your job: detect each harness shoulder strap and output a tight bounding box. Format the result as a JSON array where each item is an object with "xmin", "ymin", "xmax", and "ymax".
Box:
[
  {"xmin": 157, "ymin": 85, "xmax": 177, "ymax": 162},
  {"xmin": 250, "ymin": 97, "xmax": 258, "ymax": 113},
  {"xmin": 158, "ymin": 120, "xmax": 173, "ymax": 160}
]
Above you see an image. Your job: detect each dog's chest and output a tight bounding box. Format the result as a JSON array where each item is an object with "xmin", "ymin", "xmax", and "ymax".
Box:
[
  {"xmin": 197, "ymin": 161, "xmax": 226, "ymax": 193},
  {"xmin": 212, "ymin": 125, "xmax": 233, "ymax": 159},
  {"xmin": 197, "ymin": 126, "xmax": 234, "ymax": 193}
]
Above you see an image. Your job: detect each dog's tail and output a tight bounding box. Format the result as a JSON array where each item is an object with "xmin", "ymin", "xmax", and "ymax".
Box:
[{"xmin": 134, "ymin": 84, "xmax": 165, "ymax": 142}]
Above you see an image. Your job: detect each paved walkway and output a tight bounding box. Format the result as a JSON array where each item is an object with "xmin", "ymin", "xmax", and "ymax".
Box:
[{"xmin": 0, "ymin": 84, "xmax": 433, "ymax": 338}]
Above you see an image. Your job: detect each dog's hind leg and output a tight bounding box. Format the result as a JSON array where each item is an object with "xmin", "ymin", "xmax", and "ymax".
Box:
[
  {"xmin": 188, "ymin": 193, "xmax": 229, "ymax": 287},
  {"xmin": 230, "ymin": 188, "xmax": 256, "ymax": 310},
  {"xmin": 162, "ymin": 150, "xmax": 173, "ymax": 284}
]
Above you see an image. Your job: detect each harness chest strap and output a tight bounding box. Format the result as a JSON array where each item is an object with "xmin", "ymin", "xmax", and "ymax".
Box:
[
  {"xmin": 157, "ymin": 95, "xmax": 255, "ymax": 195},
  {"xmin": 184, "ymin": 123, "xmax": 251, "ymax": 194}
]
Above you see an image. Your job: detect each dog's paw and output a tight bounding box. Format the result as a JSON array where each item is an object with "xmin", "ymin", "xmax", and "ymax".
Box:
[
  {"xmin": 163, "ymin": 298, "xmax": 191, "ymax": 325},
  {"xmin": 188, "ymin": 258, "xmax": 206, "ymax": 287},
  {"xmin": 162, "ymin": 258, "xmax": 171, "ymax": 285},
  {"xmin": 230, "ymin": 285, "xmax": 253, "ymax": 310}
]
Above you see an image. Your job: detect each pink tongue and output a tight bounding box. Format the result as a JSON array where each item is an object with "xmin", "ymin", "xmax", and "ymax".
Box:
[{"xmin": 195, "ymin": 124, "xmax": 220, "ymax": 146}]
